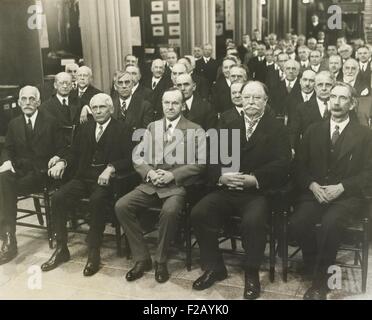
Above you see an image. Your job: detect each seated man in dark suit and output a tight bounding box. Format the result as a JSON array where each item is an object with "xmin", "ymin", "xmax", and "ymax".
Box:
[
  {"xmin": 290, "ymin": 71, "xmax": 335, "ymax": 153},
  {"xmin": 40, "ymin": 72, "xmax": 81, "ymax": 148},
  {"xmin": 175, "ymin": 73, "xmax": 217, "ymax": 130},
  {"xmin": 115, "ymin": 88, "xmax": 206, "ymax": 284},
  {"xmin": 290, "ymin": 82, "xmax": 372, "ymax": 300},
  {"xmin": 191, "ymin": 81, "xmax": 291, "ymax": 299},
  {"xmin": 0, "ymin": 86, "xmax": 65, "ymax": 265},
  {"xmin": 41, "ymin": 93, "xmax": 132, "ymax": 276},
  {"xmin": 73, "ymin": 66, "xmax": 102, "ymax": 123},
  {"xmin": 111, "ymin": 71, "xmax": 154, "ymax": 133}
]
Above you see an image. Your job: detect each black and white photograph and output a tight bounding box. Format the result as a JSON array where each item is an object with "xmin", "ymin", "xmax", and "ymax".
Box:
[{"xmin": 1, "ymin": 0, "xmax": 372, "ymax": 307}]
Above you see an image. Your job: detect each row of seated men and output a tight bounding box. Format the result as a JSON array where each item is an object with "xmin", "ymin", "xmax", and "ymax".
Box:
[{"xmin": 0, "ymin": 75, "xmax": 372, "ymax": 300}]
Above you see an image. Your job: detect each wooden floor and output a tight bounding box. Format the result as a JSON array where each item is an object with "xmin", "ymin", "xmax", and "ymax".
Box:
[{"xmin": 1, "ymin": 199, "xmax": 372, "ymax": 300}]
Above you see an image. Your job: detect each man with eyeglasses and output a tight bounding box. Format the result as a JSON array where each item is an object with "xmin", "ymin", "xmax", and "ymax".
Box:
[
  {"xmin": 40, "ymin": 72, "xmax": 81, "ymax": 150},
  {"xmin": 111, "ymin": 71, "xmax": 154, "ymax": 134},
  {"xmin": 191, "ymin": 81, "xmax": 291, "ymax": 300},
  {"xmin": 42, "ymin": 93, "xmax": 132, "ymax": 276},
  {"xmin": 0, "ymin": 86, "xmax": 65, "ymax": 265},
  {"xmin": 290, "ymin": 82, "xmax": 372, "ymax": 300},
  {"xmin": 72, "ymin": 66, "xmax": 101, "ymax": 124}
]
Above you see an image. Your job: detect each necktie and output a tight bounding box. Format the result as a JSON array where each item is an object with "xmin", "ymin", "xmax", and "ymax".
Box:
[
  {"xmin": 286, "ymin": 83, "xmax": 292, "ymax": 94},
  {"xmin": 72, "ymin": 82, "xmax": 77, "ymax": 90},
  {"xmin": 78, "ymin": 90, "xmax": 84, "ymax": 98},
  {"xmin": 120, "ymin": 101, "xmax": 127, "ymax": 119},
  {"xmin": 331, "ymin": 125, "xmax": 340, "ymax": 145},
  {"xmin": 245, "ymin": 117, "xmax": 259, "ymax": 141},
  {"xmin": 240, "ymin": 110, "xmax": 246, "ymax": 131},
  {"xmin": 164, "ymin": 123, "xmax": 173, "ymax": 143},
  {"xmin": 62, "ymin": 98, "xmax": 71, "ymax": 121},
  {"xmin": 26, "ymin": 118, "xmax": 33, "ymax": 140},
  {"xmin": 152, "ymin": 81, "xmax": 157, "ymax": 90},
  {"xmin": 183, "ymin": 104, "xmax": 189, "ymax": 118},
  {"xmin": 96, "ymin": 125, "xmax": 104, "ymax": 142},
  {"xmin": 322, "ymin": 101, "xmax": 330, "ymax": 118}
]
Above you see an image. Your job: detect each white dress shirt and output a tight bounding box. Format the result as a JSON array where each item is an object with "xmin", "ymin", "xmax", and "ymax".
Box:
[
  {"xmin": 301, "ymin": 91, "xmax": 313, "ymax": 102},
  {"xmin": 300, "ymin": 60, "xmax": 309, "ymax": 68},
  {"xmin": 316, "ymin": 97, "xmax": 328, "ymax": 117},
  {"xmin": 95, "ymin": 118, "xmax": 111, "ymax": 141},
  {"xmin": 165, "ymin": 116, "xmax": 181, "ymax": 136},
  {"xmin": 225, "ymin": 78, "xmax": 231, "ymax": 87},
  {"xmin": 24, "ymin": 110, "xmax": 39, "ymax": 130},
  {"xmin": 119, "ymin": 95, "xmax": 132, "ymax": 110},
  {"xmin": 360, "ymin": 62, "xmax": 369, "ymax": 72},
  {"xmin": 56, "ymin": 94, "xmax": 69, "ymax": 106},
  {"xmin": 78, "ymin": 86, "xmax": 88, "ymax": 97},
  {"xmin": 285, "ymin": 78, "xmax": 297, "ymax": 90},
  {"xmin": 311, "ymin": 64, "xmax": 320, "ymax": 73},
  {"xmin": 330, "ymin": 117, "xmax": 349, "ymax": 139},
  {"xmin": 151, "ymin": 76, "xmax": 161, "ymax": 89}
]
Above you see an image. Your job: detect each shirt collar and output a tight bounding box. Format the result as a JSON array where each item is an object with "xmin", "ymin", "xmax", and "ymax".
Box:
[
  {"xmin": 120, "ymin": 95, "xmax": 132, "ymax": 108},
  {"xmin": 24, "ymin": 110, "xmax": 39, "ymax": 129},
  {"xmin": 285, "ymin": 78, "xmax": 297, "ymax": 87},
  {"xmin": 78, "ymin": 86, "xmax": 88, "ymax": 94},
  {"xmin": 165, "ymin": 115, "xmax": 181, "ymax": 130},
  {"xmin": 302, "ymin": 91, "xmax": 313, "ymax": 101},
  {"xmin": 56, "ymin": 94, "xmax": 69, "ymax": 105},
  {"xmin": 226, "ymin": 78, "xmax": 231, "ymax": 87},
  {"xmin": 330, "ymin": 117, "xmax": 350, "ymax": 136},
  {"xmin": 96, "ymin": 117, "xmax": 111, "ymax": 132}
]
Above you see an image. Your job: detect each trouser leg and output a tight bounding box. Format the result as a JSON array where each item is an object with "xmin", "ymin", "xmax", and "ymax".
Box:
[{"xmin": 115, "ymin": 189, "xmax": 159, "ymax": 262}]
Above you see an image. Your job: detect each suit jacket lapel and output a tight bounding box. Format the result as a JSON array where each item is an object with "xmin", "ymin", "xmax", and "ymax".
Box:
[
  {"xmin": 243, "ymin": 114, "xmax": 267, "ymax": 151},
  {"xmin": 31, "ymin": 112, "xmax": 45, "ymax": 142},
  {"xmin": 16, "ymin": 116, "xmax": 27, "ymax": 144},
  {"xmin": 162, "ymin": 116, "xmax": 188, "ymax": 159},
  {"xmin": 69, "ymin": 97, "xmax": 79, "ymax": 123},
  {"xmin": 337, "ymin": 120, "xmax": 361, "ymax": 161}
]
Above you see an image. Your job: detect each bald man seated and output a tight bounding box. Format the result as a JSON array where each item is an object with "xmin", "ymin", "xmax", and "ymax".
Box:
[
  {"xmin": 41, "ymin": 94, "xmax": 133, "ymax": 276},
  {"xmin": 0, "ymin": 86, "xmax": 65, "ymax": 265}
]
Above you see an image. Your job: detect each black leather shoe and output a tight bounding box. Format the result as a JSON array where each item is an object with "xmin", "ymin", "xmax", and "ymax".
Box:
[
  {"xmin": 154, "ymin": 262, "xmax": 169, "ymax": 283},
  {"xmin": 303, "ymin": 286, "xmax": 328, "ymax": 300},
  {"xmin": 41, "ymin": 245, "xmax": 70, "ymax": 272},
  {"xmin": 83, "ymin": 248, "xmax": 100, "ymax": 277},
  {"xmin": 244, "ymin": 270, "xmax": 261, "ymax": 300},
  {"xmin": 192, "ymin": 269, "xmax": 228, "ymax": 291},
  {"xmin": 125, "ymin": 259, "xmax": 152, "ymax": 282},
  {"xmin": 0, "ymin": 233, "xmax": 18, "ymax": 266}
]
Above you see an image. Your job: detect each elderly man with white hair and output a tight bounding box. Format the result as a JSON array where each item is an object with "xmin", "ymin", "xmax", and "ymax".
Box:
[
  {"xmin": 0, "ymin": 86, "xmax": 65, "ymax": 265},
  {"xmin": 40, "ymin": 72, "xmax": 81, "ymax": 147},
  {"xmin": 342, "ymin": 58, "xmax": 370, "ymax": 97},
  {"xmin": 74, "ymin": 66, "xmax": 101, "ymax": 123},
  {"xmin": 42, "ymin": 93, "xmax": 133, "ymax": 277}
]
